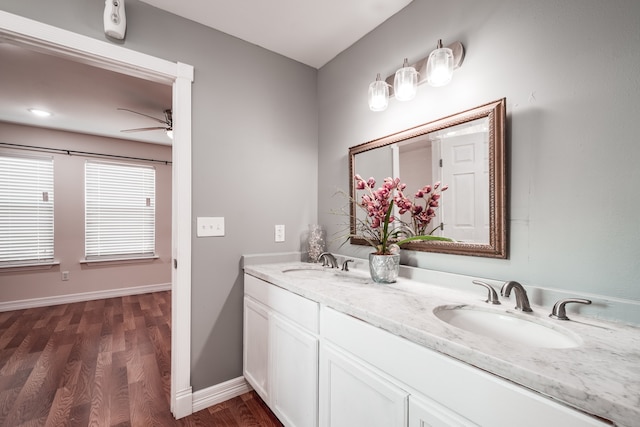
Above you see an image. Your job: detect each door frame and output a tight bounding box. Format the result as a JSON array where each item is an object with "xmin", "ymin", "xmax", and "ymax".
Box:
[{"xmin": 0, "ymin": 11, "xmax": 195, "ymax": 418}]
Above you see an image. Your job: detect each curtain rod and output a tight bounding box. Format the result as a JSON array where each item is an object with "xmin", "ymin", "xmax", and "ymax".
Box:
[{"xmin": 0, "ymin": 141, "xmax": 172, "ymax": 165}]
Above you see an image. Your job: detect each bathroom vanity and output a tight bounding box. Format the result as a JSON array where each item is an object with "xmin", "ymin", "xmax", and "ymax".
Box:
[{"xmin": 243, "ymin": 261, "xmax": 639, "ymax": 427}]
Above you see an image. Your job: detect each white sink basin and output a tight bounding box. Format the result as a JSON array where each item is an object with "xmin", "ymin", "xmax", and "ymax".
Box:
[
  {"xmin": 282, "ymin": 267, "xmax": 371, "ymax": 284},
  {"xmin": 433, "ymin": 305, "xmax": 582, "ymax": 349}
]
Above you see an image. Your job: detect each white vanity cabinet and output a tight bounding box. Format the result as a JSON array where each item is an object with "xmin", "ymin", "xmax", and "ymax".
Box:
[
  {"xmin": 321, "ymin": 306, "xmax": 608, "ymax": 427},
  {"xmin": 244, "ymin": 272, "xmax": 611, "ymax": 427},
  {"xmin": 243, "ymin": 274, "xmax": 319, "ymax": 427},
  {"xmin": 319, "ymin": 342, "xmax": 408, "ymax": 427}
]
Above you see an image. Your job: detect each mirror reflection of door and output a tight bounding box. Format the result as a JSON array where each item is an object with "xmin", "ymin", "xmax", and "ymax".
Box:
[
  {"xmin": 394, "ymin": 118, "xmax": 490, "ymax": 243},
  {"xmin": 438, "ymin": 119, "xmax": 490, "ymax": 243}
]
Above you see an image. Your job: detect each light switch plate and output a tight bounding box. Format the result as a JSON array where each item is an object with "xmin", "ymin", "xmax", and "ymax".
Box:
[
  {"xmin": 275, "ymin": 224, "xmax": 285, "ymax": 242},
  {"xmin": 197, "ymin": 217, "xmax": 225, "ymax": 237}
]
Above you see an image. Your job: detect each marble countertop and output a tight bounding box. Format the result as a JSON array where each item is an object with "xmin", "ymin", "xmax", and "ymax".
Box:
[{"xmin": 244, "ymin": 261, "xmax": 640, "ymax": 427}]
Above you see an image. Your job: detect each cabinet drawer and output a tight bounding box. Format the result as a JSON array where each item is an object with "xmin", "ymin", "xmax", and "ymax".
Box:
[{"xmin": 245, "ymin": 273, "xmax": 319, "ymax": 333}]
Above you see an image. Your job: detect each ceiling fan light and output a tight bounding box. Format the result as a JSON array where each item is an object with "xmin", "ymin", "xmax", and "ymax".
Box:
[
  {"xmin": 28, "ymin": 108, "xmax": 52, "ymax": 117},
  {"xmin": 166, "ymin": 129, "xmax": 174, "ymax": 139},
  {"xmin": 394, "ymin": 58, "xmax": 418, "ymax": 101}
]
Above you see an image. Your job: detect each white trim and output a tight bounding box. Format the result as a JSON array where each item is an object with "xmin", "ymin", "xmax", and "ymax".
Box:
[
  {"xmin": 80, "ymin": 256, "xmax": 159, "ymax": 264},
  {"xmin": 0, "ymin": 11, "xmax": 194, "ymax": 420},
  {"xmin": 0, "ymin": 12, "xmax": 175, "ymax": 83},
  {"xmin": 171, "ymin": 61, "xmax": 194, "ymax": 418},
  {"xmin": 192, "ymin": 377, "xmax": 253, "ymax": 413},
  {"xmin": 0, "ymin": 260, "xmax": 60, "ymax": 270},
  {"xmin": 0, "ymin": 282, "xmax": 171, "ymax": 312}
]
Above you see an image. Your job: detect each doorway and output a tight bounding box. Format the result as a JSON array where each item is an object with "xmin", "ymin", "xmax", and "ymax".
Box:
[{"xmin": 0, "ymin": 11, "xmax": 194, "ymax": 418}]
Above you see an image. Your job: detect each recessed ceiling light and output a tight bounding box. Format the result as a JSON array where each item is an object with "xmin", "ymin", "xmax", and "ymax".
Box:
[{"xmin": 28, "ymin": 108, "xmax": 52, "ymax": 117}]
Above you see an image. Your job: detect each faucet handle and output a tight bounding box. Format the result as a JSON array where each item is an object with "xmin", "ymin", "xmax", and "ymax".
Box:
[
  {"xmin": 549, "ymin": 298, "xmax": 592, "ymax": 320},
  {"xmin": 318, "ymin": 252, "xmax": 338, "ymax": 268},
  {"xmin": 472, "ymin": 280, "xmax": 501, "ymax": 305},
  {"xmin": 342, "ymin": 259, "xmax": 354, "ymax": 271}
]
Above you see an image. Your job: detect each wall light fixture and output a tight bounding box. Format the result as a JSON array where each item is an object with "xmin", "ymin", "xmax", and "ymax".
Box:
[
  {"xmin": 394, "ymin": 58, "xmax": 418, "ymax": 101},
  {"xmin": 368, "ymin": 39, "xmax": 465, "ymax": 111},
  {"xmin": 368, "ymin": 73, "xmax": 389, "ymax": 112}
]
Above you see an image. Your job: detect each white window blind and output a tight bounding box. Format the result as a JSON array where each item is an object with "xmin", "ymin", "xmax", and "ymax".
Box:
[
  {"xmin": 0, "ymin": 154, "xmax": 54, "ymax": 265},
  {"xmin": 85, "ymin": 161, "xmax": 156, "ymax": 260}
]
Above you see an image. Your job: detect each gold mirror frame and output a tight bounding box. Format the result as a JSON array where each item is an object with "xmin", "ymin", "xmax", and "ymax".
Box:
[{"xmin": 349, "ymin": 98, "xmax": 507, "ymax": 258}]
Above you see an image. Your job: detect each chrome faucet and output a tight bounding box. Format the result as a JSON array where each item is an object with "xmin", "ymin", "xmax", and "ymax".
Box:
[
  {"xmin": 341, "ymin": 259, "xmax": 354, "ymax": 271},
  {"xmin": 318, "ymin": 252, "xmax": 338, "ymax": 268},
  {"xmin": 549, "ymin": 298, "xmax": 592, "ymax": 320},
  {"xmin": 472, "ymin": 280, "xmax": 501, "ymax": 305},
  {"xmin": 500, "ymin": 281, "xmax": 533, "ymax": 312}
]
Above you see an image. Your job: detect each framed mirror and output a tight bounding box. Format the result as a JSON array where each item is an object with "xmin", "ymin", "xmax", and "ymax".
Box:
[{"xmin": 349, "ymin": 98, "xmax": 506, "ymax": 258}]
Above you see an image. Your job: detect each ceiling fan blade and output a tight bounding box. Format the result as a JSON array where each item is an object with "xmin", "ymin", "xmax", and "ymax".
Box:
[
  {"xmin": 117, "ymin": 108, "xmax": 169, "ymax": 125},
  {"xmin": 121, "ymin": 126, "xmax": 168, "ymax": 133}
]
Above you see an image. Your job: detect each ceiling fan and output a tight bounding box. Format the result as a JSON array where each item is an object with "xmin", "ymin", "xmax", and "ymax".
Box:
[{"xmin": 118, "ymin": 108, "xmax": 173, "ymax": 139}]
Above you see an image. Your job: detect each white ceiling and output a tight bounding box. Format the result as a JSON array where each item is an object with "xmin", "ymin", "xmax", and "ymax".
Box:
[
  {"xmin": 140, "ymin": 0, "xmax": 413, "ymax": 69},
  {"xmin": 0, "ymin": 1, "xmax": 412, "ymax": 145}
]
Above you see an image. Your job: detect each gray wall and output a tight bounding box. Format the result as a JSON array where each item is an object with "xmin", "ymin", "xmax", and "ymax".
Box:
[
  {"xmin": 1, "ymin": 0, "xmax": 318, "ymax": 390},
  {"xmin": 318, "ymin": 0, "xmax": 640, "ymax": 302}
]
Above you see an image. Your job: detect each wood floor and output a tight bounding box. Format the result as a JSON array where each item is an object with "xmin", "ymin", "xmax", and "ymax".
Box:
[{"xmin": 0, "ymin": 291, "xmax": 283, "ymax": 427}]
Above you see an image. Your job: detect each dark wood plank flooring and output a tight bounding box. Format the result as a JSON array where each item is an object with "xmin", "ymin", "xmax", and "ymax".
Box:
[{"xmin": 0, "ymin": 291, "xmax": 283, "ymax": 426}]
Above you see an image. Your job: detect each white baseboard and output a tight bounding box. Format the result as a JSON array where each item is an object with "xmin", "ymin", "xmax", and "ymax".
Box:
[
  {"xmin": 0, "ymin": 283, "xmax": 172, "ymax": 312},
  {"xmin": 192, "ymin": 376, "xmax": 253, "ymax": 413},
  {"xmin": 173, "ymin": 386, "xmax": 194, "ymax": 419}
]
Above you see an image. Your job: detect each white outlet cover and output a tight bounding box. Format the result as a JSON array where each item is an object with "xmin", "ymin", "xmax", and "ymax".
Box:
[
  {"xmin": 275, "ymin": 224, "xmax": 285, "ymax": 242},
  {"xmin": 197, "ymin": 217, "xmax": 225, "ymax": 237}
]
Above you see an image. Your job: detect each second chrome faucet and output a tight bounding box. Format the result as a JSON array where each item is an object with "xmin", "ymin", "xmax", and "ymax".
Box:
[
  {"xmin": 500, "ymin": 281, "xmax": 533, "ymax": 312},
  {"xmin": 473, "ymin": 280, "xmax": 533, "ymax": 312}
]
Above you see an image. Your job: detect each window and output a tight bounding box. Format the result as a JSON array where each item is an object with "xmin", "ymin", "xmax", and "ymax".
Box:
[
  {"xmin": 85, "ymin": 160, "xmax": 156, "ymax": 260},
  {"xmin": 0, "ymin": 153, "xmax": 54, "ymax": 266}
]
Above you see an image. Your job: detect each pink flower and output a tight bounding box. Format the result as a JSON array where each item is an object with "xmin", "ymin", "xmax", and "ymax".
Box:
[{"xmin": 352, "ymin": 174, "xmax": 448, "ymax": 254}]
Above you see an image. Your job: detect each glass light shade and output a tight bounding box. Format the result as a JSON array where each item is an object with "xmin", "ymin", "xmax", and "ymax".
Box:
[
  {"xmin": 393, "ymin": 58, "xmax": 418, "ymax": 101},
  {"xmin": 368, "ymin": 74, "xmax": 389, "ymax": 112},
  {"xmin": 426, "ymin": 46, "xmax": 454, "ymax": 87}
]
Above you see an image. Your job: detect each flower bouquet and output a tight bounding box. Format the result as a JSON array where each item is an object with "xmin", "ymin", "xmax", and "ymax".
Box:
[
  {"xmin": 352, "ymin": 174, "xmax": 450, "ymax": 255},
  {"xmin": 346, "ymin": 174, "xmax": 451, "ymax": 283}
]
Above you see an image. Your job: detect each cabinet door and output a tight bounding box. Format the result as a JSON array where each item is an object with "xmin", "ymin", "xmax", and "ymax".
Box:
[
  {"xmin": 271, "ymin": 314, "xmax": 318, "ymax": 427},
  {"xmin": 409, "ymin": 395, "xmax": 477, "ymax": 427},
  {"xmin": 243, "ymin": 296, "xmax": 270, "ymax": 403},
  {"xmin": 319, "ymin": 343, "xmax": 407, "ymax": 427}
]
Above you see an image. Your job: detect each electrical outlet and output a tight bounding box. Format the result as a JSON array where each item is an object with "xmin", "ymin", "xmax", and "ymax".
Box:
[
  {"xmin": 61, "ymin": 271, "xmax": 70, "ymax": 281},
  {"xmin": 275, "ymin": 224, "xmax": 285, "ymax": 242}
]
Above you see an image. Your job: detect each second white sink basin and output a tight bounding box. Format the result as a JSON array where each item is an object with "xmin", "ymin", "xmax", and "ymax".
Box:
[
  {"xmin": 282, "ymin": 267, "xmax": 372, "ymax": 284},
  {"xmin": 433, "ymin": 305, "xmax": 582, "ymax": 349}
]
